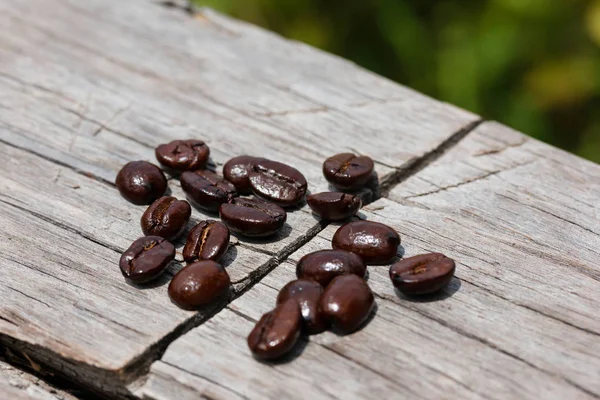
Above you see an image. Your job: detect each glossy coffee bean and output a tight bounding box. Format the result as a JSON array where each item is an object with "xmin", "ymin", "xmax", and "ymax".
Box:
[
  {"xmin": 180, "ymin": 170, "xmax": 237, "ymax": 213},
  {"xmin": 248, "ymin": 159, "xmax": 307, "ymax": 207},
  {"xmin": 183, "ymin": 220, "xmax": 230, "ymax": 263},
  {"xmin": 223, "ymin": 156, "xmax": 263, "ymax": 194},
  {"xmin": 219, "ymin": 198, "xmax": 286, "ymax": 237},
  {"xmin": 277, "ymin": 279, "xmax": 327, "ymax": 335},
  {"xmin": 332, "ymin": 221, "xmax": 400, "ymax": 265},
  {"xmin": 168, "ymin": 261, "xmax": 230, "ymax": 310},
  {"xmin": 116, "ymin": 161, "xmax": 167, "ymax": 205},
  {"xmin": 296, "ymin": 249, "xmax": 366, "ymax": 287},
  {"xmin": 390, "ymin": 253, "xmax": 456, "ymax": 296},
  {"xmin": 323, "ymin": 153, "xmax": 374, "ymax": 190},
  {"xmin": 247, "ymin": 299, "xmax": 302, "ymax": 360},
  {"xmin": 319, "ymin": 274, "xmax": 374, "ymax": 333},
  {"xmin": 307, "ymin": 192, "xmax": 362, "ymax": 221},
  {"xmin": 155, "ymin": 140, "xmax": 210, "ymax": 172},
  {"xmin": 119, "ymin": 236, "xmax": 175, "ymax": 283},
  {"xmin": 141, "ymin": 196, "xmax": 191, "ymax": 241}
]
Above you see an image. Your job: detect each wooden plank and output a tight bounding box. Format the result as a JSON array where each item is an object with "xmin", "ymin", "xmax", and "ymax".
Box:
[
  {"xmin": 0, "ymin": 0, "xmax": 477, "ymax": 185},
  {"xmin": 139, "ymin": 123, "xmax": 600, "ymax": 399},
  {"xmin": 0, "ymin": 360, "xmax": 78, "ymax": 400},
  {"xmin": 0, "ymin": 0, "xmax": 479, "ymax": 396}
]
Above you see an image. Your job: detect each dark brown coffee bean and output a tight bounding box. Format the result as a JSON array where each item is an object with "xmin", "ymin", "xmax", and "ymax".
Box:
[
  {"xmin": 183, "ymin": 220, "xmax": 230, "ymax": 263},
  {"xmin": 247, "ymin": 299, "xmax": 302, "ymax": 360},
  {"xmin": 223, "ymin": 156, "xmax": 263, "ymax": 194},
  {"xmin": 307, "ymin": 192, "xmax": 362, "ymax": 221},
  {"xmin": 296, "ymin": 249, "xmax": 366, "ymax": 287},
  {"xmin": 332, "ymin": 221, "xmax": 400, "ymax": 265},
  {"xmin": 323, "ymin": 153, "xmax": 374, "ymax": 190},
  {"xmin": 119, "ymin": 236, "xmax": 175, "ymax": 283},
  {"xmin": 277, "ymin": 279, "xmax": 327, "ymax": 335},
  {"xmin": 248, "ymin": 159, "xmax": 307, "ymax": 207},
  {"xmin": 168, "ymin": 261, "xmax": 230, "ymax": 310},
  {"xmin": 116, "ymin": 161, "xmax": 167, "ymax": 205},
  {"xmin": 180, "ymin": 170, "xmax": 237, "ymax": 213},
  {"xmin": 141, "ymin": 196, "xmax": 191, "ymax": 241},
  {"xmin": 155, "ymin": 140, "xmax": 210, "ymax": 172},
  {"xmin": 219, "ymin": 198, "xmax": 286, "ymax": 237},
  {"xmin": 319, "ymin": 274, "xmax": 374, "ymax": 333},
  {"xmin": 390, "ymin": 253, "xmax": 456, "ymax": 296}
]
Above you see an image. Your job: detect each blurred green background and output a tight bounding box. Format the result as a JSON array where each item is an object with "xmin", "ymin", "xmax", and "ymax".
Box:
[{"xmin": 195, "ymin": 0, "xmax": 600, "ymax": 163}]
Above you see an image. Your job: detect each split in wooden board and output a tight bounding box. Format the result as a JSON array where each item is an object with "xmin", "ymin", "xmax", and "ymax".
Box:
[
  {"xmin": 138, "ymin": 122, "xmax": 600, "ymax": 400},
  {"xmin": 0, "ymin": 0, "xmax": 479, "ymax": 396}
]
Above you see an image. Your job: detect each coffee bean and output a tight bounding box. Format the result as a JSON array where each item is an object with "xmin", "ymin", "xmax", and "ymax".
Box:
[
  {"xmin": 155, "ymin": 140, "xmax": 210, "ymax": 172},
  {"xmin": 247, "ymin": 299, "xmax": 302, "ymax": 360},
  {"xmin": 181, "ymin": 170, "xmax": 237, "ymax": 213},
  {"xmin": 332, "ymin": 221, "xmax": 400, "ymax": 265},
  {"xmin": 119, "ymin": 236, "xmax": 175, "ymax": 283},
  {"xmin": 296, "ymin": 249, "xmax": 366, "ymax": 287},
  {"xmin": 323, "ymin": 153, "xmax": 374, "ymax": 190},
  {"xmin": 249, "ymin": 159, "xmax": 307, "ymax": 207},
  {"xmin": 390, "ymin": 253, "xmax": 456, "ymax": 296},
  {"xmin": 116, "ymin": 161, "xmax": 167, "ymax": 205},
  {"xmin": 306, "ymin": 192, "xmax": 362, "ymax": 221},
  {"xmin": 141, "ymin": 196, "xmax": 191, "ymax": 241},
  {"xmin": 183, "ymin": 220, "xmax": 230, "ymax": 263},
  {"xmin": 277, "ymin": 279, "xmax": 327, "ymax": 335},
  {"xmin": 168, "ymin": 261, "xmax": 230, "ymax": 310},
  {"xmin": 223, "ymin": 156, "xmax": 263, "ymax": 194},
  {"xmin": 319, "ymin": 274, "xmax": 374, "ymax": 333},
  {"xmin": 220, "ymin": 198, "xmax": 286, "ymax": 237}
]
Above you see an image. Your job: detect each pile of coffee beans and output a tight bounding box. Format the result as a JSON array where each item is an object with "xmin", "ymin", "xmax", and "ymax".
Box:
[{"xmin": 116, "ymin": 142, "xmax": 456, "ymax": 362}]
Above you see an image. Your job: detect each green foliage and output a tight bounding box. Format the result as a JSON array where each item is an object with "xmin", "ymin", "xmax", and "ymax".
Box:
[{"xmin": 194, "ymin": 0, "xmax": 600, "ymax": 162}]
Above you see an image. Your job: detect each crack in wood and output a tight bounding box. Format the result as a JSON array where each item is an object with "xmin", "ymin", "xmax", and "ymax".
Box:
[
  {"xmin": 378, "ymin": 118, "xmax": 484, "ymax": 197},
  {"xmin": 459, "ymin": 274, "xmax": 600, "ymax": 337},
  {"xmin": 402, "ymin": 160, "xmax": 536, "ymax": 200},
  {"xmin": 0, "ymin": 137, "xmax": 116, "ymax": 187},
  {"xmin": 372, "ymin": 293, "xmax": 600, "ymax": 398},
  {"xmin": 160, "ymin": 360, "xmax": 251, "ymax": 400},
  {"xmin": 0, "ymin": 198, "xmax": 124, "ymax": 254}
]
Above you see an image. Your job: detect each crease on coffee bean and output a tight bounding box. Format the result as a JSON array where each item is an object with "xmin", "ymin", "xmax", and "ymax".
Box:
[
  {"xmin": 254, "ymin": 165, "xmax": 304, "ymax": 189},
  {"xmin": 237, "ymin": 200, "xmax": 283, "ymax": 219}
]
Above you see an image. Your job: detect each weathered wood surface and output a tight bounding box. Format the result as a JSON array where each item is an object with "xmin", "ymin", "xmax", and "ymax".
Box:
[
  {"xmin": 138, "ymin": 122, "xmax": 600, "ymax": 400},
  {"xmin": 0, "ymin": 0, "xmax": 481, "ymax": 397},
  {"xmin": 0, "ymin": 360, "xmax": 78, "ymax": 400}
]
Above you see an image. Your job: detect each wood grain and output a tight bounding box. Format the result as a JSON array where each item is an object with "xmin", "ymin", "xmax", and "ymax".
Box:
[
  {"xmin": 139, "ymin": 122, "xmax": 600, "ymax": 399},
  {"xmin": 0, "ymin": 0, "xmax": 479, "ymax": 396},
  {"xmin": 0, "ymin": 360, "xmax": 78, "ymax": 400}
]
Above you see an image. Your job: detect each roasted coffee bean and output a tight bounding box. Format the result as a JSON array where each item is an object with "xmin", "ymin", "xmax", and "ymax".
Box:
[
  {"xmin": 319, "ymin": 274, "xmax": 374, "ymax": 333},
  {"xmin": 323, "ymin": 153, "xmax": 374, "ymax": 190},
  {"xmin": 219, "ymin": 198, "xmax": 286, "ymax": 237},
  {"xmin": 248, "ymin": 159, "xmax": 307, "ymax": 207},
  {"xmin": 141, "ymin": 196, "xmax": 191, "ymax": 241},
  {"xmin": 277, "ymin": 279, "xmax": 327, "ymax": 335},
  {"xmin": 296, "ymin": 249, "xmax": 366, "ymax": 287},
  {"xmin": 119, "ymin": 236, "xmax": 175, "ymax": 283},
  {"xmin": 223, "ymin": 156, "xmax": 263, "ymax": 194},
  {"xmin": 116, "ymin": 161, "xmax": 167, "ymax": 205},
  {"xmin": 332, "ymin": 221, "xmax": 400, "ymax": 265},
  {"xmin": 180, "ymin": 170, "xmax": 237, "ymax": 213},
  {"xmin": 307, "ymin": 192, "xmax": 362, "ymax": 221},
  {"xmin": 247, "ymin": 299, "xmax": 302, "ymax": 360},
  {"xmin": 390, "ymin": 253, "xmax": 456, "ymax": 296},
  {"xmin": 155, "ymin": 140, "xmax": 210, "ymax": 172},
  {"xmin": 168, "ymin": 261, "xmax": 230, "ymax": 310},
  {"xmin": 183, "ymin": 220, "xmax": 230, "ymax": 263}
]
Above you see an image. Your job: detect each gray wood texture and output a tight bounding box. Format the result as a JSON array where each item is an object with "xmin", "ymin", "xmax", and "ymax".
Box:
[
  {"xmin": 139, "ymin": 122, "xmax": 600, "ymax": 400},
  {"xmin": 0, "ymin": 0, "xmax": 481, "ymax": 397},
  {"xmin": 0, "ymin": 360, "xmax": 77, "ymax": 400}
]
